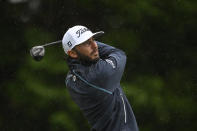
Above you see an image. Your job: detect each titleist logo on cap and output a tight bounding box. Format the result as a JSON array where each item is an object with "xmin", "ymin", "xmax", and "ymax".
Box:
[{"xmin": 76, "ymin": 28, "xmax": 90, "ymax": 38}]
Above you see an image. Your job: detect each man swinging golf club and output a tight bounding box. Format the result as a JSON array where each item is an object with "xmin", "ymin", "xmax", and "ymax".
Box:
[{"xmin": 62, "ymin": 25, "xmax": 139, "ymax": 131}]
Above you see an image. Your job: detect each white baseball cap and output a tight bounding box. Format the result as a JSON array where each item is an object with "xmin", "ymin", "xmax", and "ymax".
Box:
[{"xmin": 62, "ymin": 25, "xmax": 104, "ymax": 54}]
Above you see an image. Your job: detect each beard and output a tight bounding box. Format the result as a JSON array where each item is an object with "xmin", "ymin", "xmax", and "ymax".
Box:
[{"xmin": 75, "ymin": 49, "xmax": 99, "ymax": 65}]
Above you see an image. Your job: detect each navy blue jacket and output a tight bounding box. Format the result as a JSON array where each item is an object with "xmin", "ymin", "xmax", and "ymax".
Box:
[{"xmin": 65, "ymin": 41, "xmax": 139, "ymax": 131}]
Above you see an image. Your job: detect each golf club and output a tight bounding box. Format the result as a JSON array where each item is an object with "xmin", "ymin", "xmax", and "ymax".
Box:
[{"xmin": 30, "ymin": 40, "xmax": 62, "ymax": 61}]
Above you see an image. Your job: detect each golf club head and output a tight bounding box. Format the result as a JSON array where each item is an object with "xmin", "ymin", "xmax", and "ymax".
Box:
[{"xmin": 30, "ymin": 46, "xmax": 45, "ymax": 61}]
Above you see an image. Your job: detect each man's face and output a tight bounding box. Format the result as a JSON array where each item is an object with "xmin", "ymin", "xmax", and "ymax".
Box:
[{"xmin": 73, "ymin": 37, "xmax": 100, "ymax": 63}]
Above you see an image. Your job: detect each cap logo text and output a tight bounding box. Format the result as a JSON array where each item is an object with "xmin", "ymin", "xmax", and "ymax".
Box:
[
  {"xmin": 76, "ymin": 28, "xmax": 90, "ymax": 38},
  {"xmin": 67, "ymin": 41, "xmax": 72, "ymax": 47}
]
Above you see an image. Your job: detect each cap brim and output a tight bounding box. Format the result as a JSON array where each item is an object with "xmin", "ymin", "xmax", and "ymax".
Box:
[
  {"xmin": 76, "ymin": 31, "xmax": 104, "ymax": 46},
  {"xmin": 70, "ymin": 31, "xmax": 104, "ymax": 51},
  {"xmin": 93, "ymin": 31, "xmax": 104, "ymax": 38}
]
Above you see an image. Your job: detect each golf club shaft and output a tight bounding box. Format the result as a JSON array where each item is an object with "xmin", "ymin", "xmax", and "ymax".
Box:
[{"xmin": 42, "ymin": 40, "xmax": 62, "ymax": 47}]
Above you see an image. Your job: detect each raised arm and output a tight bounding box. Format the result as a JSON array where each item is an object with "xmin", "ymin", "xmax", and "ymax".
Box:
[{"xmin": 88, "ymin": 41, "xmax": 127, "ymax": 92}]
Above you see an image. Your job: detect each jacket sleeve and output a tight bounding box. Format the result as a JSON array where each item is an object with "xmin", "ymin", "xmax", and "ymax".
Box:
[
  {"xmin": 88, "ymin": 41, "xmax": 127, "ymax": 92},
  {"xmin": 97, "ymin": 41, "xmax": 117, "ymax": 59}
]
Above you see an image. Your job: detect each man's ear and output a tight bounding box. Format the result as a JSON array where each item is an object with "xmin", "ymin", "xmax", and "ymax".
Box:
[{"xmin": 67, "ymin": 50, "xmax": 78, "ymax": 59}]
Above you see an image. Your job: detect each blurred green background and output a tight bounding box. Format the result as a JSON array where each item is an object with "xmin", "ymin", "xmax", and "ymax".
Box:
[{"xmin": 0, "ymin": 0, "xmax": 197, "ymax": 131}]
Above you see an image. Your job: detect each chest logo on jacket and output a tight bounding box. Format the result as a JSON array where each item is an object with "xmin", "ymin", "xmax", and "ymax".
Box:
[{"xmin": 76, "ymin": 28, "xmax": 90, "ymax": 38}]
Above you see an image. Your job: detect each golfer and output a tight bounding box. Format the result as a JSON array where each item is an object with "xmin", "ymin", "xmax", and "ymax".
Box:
[{"xmin": 62, "ymin": 25, "xmax": 139, "ymax": 131}]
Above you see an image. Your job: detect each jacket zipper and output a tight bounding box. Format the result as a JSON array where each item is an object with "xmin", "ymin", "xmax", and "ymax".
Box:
[{"xmin": 120, "ymin": 94, "xmax": 127, "ymax": 123}]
